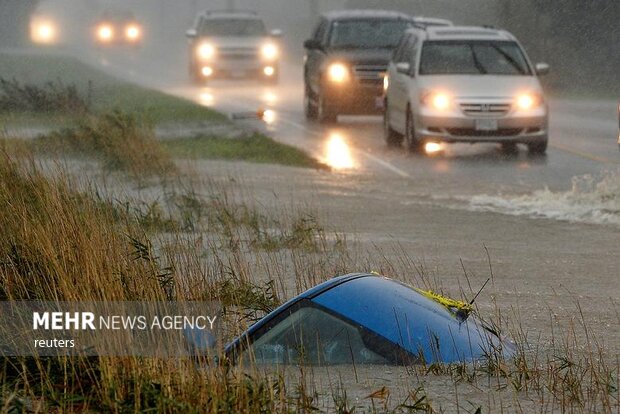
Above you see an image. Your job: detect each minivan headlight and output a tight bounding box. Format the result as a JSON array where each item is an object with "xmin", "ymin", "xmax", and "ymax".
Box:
[
  {"xmin": 421, "ymin": 91, "xmax": 452, "ymax": 111},
  {"xmin": 515, "ymin": 93, "xmax": 542, "ymax": 111}
]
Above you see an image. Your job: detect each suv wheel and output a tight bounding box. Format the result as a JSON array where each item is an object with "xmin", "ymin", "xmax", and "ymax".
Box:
[
  {"xmin": 528, "ymin": 138, "xmax": 548, "ymax": 155},
  {"xmin": 405, "ymin": 108, "xmax": 424, "ymax": 153},
  {"xmin": 383, "ymin": 102, "xmax": 403, "ymax": 147},
  {"xmin": 304, "ymin": 84, "xmax": 318, "ymax": 120},
  {"xmin": 317, "ymin": 91, "xmax": 337, "ymax": 123}
]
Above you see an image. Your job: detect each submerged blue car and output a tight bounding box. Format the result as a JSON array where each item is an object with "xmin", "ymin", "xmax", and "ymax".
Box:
[{"xmin": 224, "ymin": 273, "xmax": 514, "ymax": 365}]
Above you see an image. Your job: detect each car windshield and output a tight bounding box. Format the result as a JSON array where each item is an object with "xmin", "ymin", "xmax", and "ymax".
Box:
[
  {"xmin": 199, "ymin": 19, "xmax": 266, "ymax": 37},
  {"xmin": 329, "ymin": 19, "xmax": 412, "ymax": 49},
  {"xmin": 419, "ymin": 40, "xmax": 532, "ymax": 75}
]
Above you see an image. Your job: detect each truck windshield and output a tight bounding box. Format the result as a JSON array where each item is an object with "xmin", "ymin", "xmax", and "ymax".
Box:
[
  {"xmin": 419, "ymin": 40, "xmax": 531, "ymax": 75},
  {"xmin": 199, "ymin": 19, "xmax": 266, "ymax": 37},
  {"xmin": 329, "ymin": 19, "xmax": 412, "ymax": 49}
]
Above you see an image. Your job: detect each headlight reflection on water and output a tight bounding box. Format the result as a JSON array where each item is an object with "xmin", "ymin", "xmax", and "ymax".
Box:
[
  {"xmin": 324, "ymin": 133, "xmax": 355, "ymax": 170},
  {"xmin": 198, "ymin": 92, "xmax": 214, "ymax": 106}
]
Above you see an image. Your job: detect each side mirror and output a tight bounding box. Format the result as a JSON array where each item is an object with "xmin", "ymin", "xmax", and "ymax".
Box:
[
  {"xmin": 270, "ymin": 29, "xmax": 283, "ymax": 38},
  {"xmin": 185, "ymin": 29, "xmax": 197, "ymax": 39},
  {"xmin": 304, "ymin": 39, "xmax": 321, "ymax": 50},
  {"xmin": 535, "ymin": 62, "xmax": 550, "ymax": 76},
  {"xmin": 396, "ymin": 62, "xmax": 411, "ymax": 75}
]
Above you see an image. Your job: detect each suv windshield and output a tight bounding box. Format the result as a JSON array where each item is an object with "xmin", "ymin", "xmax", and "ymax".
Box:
[
  {"xmin": 419, "ymin": 40, "xmax": 531, "ymax": 75},
  {"xmin": 329, "ymin": 19, "xmax": 412, "ymax": 49},
  {"xmin": 199, "ymin": 19, "xmax": 266, "ymax": 37}
]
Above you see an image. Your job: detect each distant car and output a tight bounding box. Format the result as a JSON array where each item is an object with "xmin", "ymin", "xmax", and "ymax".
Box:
[
  {"xmin": 221, "ymin": 273, "xmax": 515, "ymax": 365},
  {"xmin": 93, "ymin": 9, "xmax": 143, "ymax": 46},
  {"xmin": 303, "ymin": 10, "xmax": 416, "ymax": 123},
  {"xmin": 185, "ymin": 10, "xmax": 282, "ymax": 84},
  {"xmin": 412, "ymin": 16, "xmax": 453, "ymax": 28},
  {"xmin": 384, "ymin": 26, "xmax": 550, "ymax": 154}
]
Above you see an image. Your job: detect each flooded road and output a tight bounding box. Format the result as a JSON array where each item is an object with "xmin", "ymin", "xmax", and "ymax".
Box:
[{"xmin": 85, "ymin": 50, "xmax": 620, "ymax": 228}]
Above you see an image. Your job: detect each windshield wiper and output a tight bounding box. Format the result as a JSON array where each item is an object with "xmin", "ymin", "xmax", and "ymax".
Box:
[
  {"xmin": 490, "ymin": 44, "xmax": 527, "ymax": 75},
  {"xmin": 470, "ymin": 46, "xmax": 488, "ymax": 74}
]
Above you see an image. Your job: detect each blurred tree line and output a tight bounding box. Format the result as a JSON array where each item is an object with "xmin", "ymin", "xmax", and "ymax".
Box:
[
  {"xmin": 498, "ymin": 0, "xmax": 619, "ymax": 94},
  {"xmin": 0, "ymin": 0, "xmax": 40, "ymax": 47},
  {"xmin": 346, "ymin": 0, "xmax": 619, "ymax": 95}
]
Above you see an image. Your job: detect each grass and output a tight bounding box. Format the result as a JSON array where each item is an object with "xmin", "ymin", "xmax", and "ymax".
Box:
[
  {"xmin": 0, "ymin": 52, "xmax": 225, "ymax": 125},
  {"xmin": 33, "ymin": 110, "xmax": 176, "ymax": 179},
  {"xmin": 164, "ymin": 133, "xmax": 326, "ymax": 169},
  {"xmin": 0, "ymin": 145, "xmax": 617, "ymax": 412}
]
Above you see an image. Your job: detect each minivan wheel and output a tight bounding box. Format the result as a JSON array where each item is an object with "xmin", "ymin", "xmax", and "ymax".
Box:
[
  {"xmin": 405, "ymin": 108, "xmax": 424, "ymax": 153},
  {"xmin": 383, "ymin": 103, "xmax": 403, "ymax": 147},
  {"xmin": 528, "ymin": 138, "xmax": 548, "ymax": 155},
  {"xmin": 317, "ymin": 92, "xmax": 338, "ymax": 123}
]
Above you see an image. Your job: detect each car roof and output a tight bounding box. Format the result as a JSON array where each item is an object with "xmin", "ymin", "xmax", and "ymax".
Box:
[
  {"xmin": 322, "ymin": 9, "xmax": 413, "ymax": 21},
  {"xmin": 225, "ymin": 273, "xmax": 514, "ymax": 364},
  {"xmin": 413, "ymin": 16, "xmax": 453, "ymax": 26},
  {"xmin": 199, "ymin": 10, "xmax": 261, "ymax": 20},
  {"xmin": 410, "ymin": 25, "xmax": 517, "ymax": 41}
]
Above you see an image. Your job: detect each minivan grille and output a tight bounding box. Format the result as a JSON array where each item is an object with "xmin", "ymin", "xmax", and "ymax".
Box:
[
  {"xmin": 353, "ymin": 64, "xmax": 386, "ymax": 84},
  {"xmin": 460, "ymin": 102, "xmax": 511, "ymax": 116}
]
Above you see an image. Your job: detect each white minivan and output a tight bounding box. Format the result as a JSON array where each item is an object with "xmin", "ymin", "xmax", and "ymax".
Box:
[{"xmin": 384, "ymin": 26, "xmax": 550, "ymax": 154}]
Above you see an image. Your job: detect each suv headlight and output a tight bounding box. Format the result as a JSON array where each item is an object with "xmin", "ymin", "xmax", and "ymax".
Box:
[
  {"xmin": 197, "ymin": 43, "xmax": 216, "ymax": 59},
  {"xmin": 421, "ymin": 91, "xmax": 452, "ymax": 111},
  {"xmin": 327, "ymin": 63, "xmax": 349, "ymax": 83},
  {"xmin": 261, "ymin": 43, "xmax": 278, "ymax": 60},
  {"xmin": 515, "ymin": 92, "xmax": 543, "ymax": 111}
]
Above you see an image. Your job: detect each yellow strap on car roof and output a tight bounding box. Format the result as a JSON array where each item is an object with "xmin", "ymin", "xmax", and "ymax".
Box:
[{"xmin": 414, "ymin": 288, "xmax": 473, "ymax": 317}]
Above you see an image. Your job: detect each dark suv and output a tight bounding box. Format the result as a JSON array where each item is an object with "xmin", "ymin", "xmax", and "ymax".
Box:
[{"xmin": 303, "ymin": 10, "xmax": 415, "ymax": 122}]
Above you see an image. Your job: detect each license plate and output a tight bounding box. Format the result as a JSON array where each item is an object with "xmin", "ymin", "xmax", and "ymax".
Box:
[
  {"xmin": 375, "ymin": 97, "xmax": 384, "ymax": 109},
  {"xmin": 230, "ymin": 70, "xmax": 246, "ymax": 78},
  {"xmin": 475, "ymin": 119, "xmax": 498, "ymax": 131}
]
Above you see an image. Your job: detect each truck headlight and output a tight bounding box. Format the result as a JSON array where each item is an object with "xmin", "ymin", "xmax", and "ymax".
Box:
[
  {"xmin": 197, "ymin": 43, "xmax": 216, "ymax": 59},
  {"xmin": 261, "ymin": 43, "xmax": 278, "ymax": 60},
  {"xmin": 327, "ymin": 63, "xmax": 349, "ymax": 83}
]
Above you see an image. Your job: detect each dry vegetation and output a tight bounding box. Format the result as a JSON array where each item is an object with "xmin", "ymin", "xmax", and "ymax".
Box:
[{"xmin": 0, "ymin": 108, "xmax": 617, "ymax": 413}]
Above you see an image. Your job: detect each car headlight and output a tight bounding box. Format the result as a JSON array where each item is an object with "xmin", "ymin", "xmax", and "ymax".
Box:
[
  {"xmin": 197, "ymin": 43, "xmax": 216, "ymax": 59},
  {"xmin": 125, "ymin": 24, "xmax": 141, "ymax": 41},
  {"xmin": 261, "ymin": 43, "xmax": 278, "ymax": 60},
  {"xmin": 421, "ymin": 91, "xmax": 452, "ymax": 111},
  {"xmin": 97, "ymin": 24, "xmax": 114, "ymax": 42},
  {"xmin": 31, "ymin": 19, "xmax": 58, "ymax": 44},
  {"xmin": 383, "ymin": 74, "xmax": 389, "ymax": 92},
  {"xmin": 327, "ymin": 63, "xmax": 349, "ymax": 83},
  {"xmin": 515, "ymin": 92, "xmax": 542, "ymax": 111}
]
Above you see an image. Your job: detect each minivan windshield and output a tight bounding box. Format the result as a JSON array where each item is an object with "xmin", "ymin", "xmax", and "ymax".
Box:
[
  {"xmin": 419, "ymin": 40, "xmax": 532, "ymax": 75},
  {"xmin": 199, "ymin": 19, "xmax": 266, "ymax": 37},
  {"xmin": 329, "ymin": 19, "xmax": 412, "ymax": 49}
]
